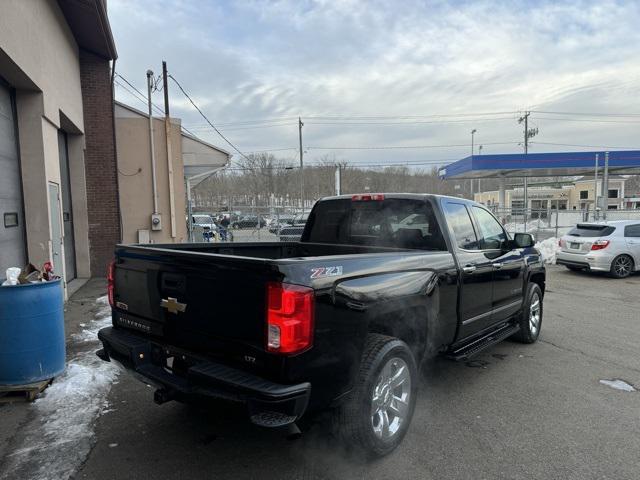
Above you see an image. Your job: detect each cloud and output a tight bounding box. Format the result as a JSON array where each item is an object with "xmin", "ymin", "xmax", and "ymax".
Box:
[{"xmin": 108, "ymin": 0, "xmax": 640, "ymax": 166}]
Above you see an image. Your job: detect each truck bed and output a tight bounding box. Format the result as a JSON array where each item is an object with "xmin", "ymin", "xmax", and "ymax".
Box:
[{"xmin": 111, "ymin": 241, "xmax": 447, "ymax": 385}]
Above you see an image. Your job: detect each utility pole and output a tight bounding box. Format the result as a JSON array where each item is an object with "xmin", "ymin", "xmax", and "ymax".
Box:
[
  {"xmin": 594, "ymin": 153, "xmax": 599, "ymax": 221},
  {"xmin": 298, "ymin": 117, "xmax": 304, "ymax": 210},
  {"xmin": 162, "ymin": 61, "xmax": 177, "ymax": 238},
  {"xmin": 602, "ymin": 151, "xmax": 610, "ymax": 220},
  {"xmin": 518, "ymin": 112, "xmax": 538, "ymax": 228}
]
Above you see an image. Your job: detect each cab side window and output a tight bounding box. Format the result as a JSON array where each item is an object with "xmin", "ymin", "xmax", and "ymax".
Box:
[
  {"xmin": 472, "ymin": 207, "xmax": 508, "ymax": 250},
  {"xmin": 443, "ymin": 202, "xmax": 479, "ymax": 250}
]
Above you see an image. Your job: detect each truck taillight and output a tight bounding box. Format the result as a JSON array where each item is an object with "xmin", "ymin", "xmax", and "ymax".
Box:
[
  {"xmin": 266, "ymin": 282, "xmax": 314, "ymax": 355},
  {"xmin": 591, "ymin": 240, "xmax": 610, "ymax": 251},
  {"xmin": 351, "ymin": 193, "xmax": 385, "ymax": 201},
  {"xmin": 107, "ymin": 259, "xmax": 116, "ymax": 307}
]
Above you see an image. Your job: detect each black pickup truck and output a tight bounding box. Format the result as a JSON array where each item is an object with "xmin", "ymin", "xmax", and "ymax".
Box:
[{"xmin": 97, "ymin": 194, "xmax": 545, "ymax": 456}]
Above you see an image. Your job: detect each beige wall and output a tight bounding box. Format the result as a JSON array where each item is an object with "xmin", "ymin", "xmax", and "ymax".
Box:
[
  {"xmin": 116, "ymin": 116, "xmax": 188, "ymax": 244},
  {"xmin": 1, "ymin": 0, "xmax": 91, "ymax": 288},
  {"xmin": 571, "ymin": 179, "xmax": 625, "ymax": 208},
  {"xmin": 0, "ymin": 0, "xmax": 84, "ymax": 130}
]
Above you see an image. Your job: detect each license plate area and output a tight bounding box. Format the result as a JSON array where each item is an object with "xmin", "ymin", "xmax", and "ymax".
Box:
[{"xmin": 570, "ymin": 242, "xmax": 581, "ymax": 249}]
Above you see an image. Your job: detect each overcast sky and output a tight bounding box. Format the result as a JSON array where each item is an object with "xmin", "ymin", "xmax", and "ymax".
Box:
[{"xmin": 109, "ymin": 0, "xmax": 640, "ymax": 168}]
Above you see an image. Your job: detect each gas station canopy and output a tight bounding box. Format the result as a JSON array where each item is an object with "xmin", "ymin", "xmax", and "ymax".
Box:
[{"xmin": 438, "ymin": 150, "xmax": 640, "ymax": 179}]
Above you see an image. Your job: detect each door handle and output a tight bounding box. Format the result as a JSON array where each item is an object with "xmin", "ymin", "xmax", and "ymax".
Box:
[
  {"xmin": 492, "ymin": 262, "xmax": 503, "ymax": 269},
  {"xmin": 462, "ymin": 265, "xmax": 476, "ymax": 274}
]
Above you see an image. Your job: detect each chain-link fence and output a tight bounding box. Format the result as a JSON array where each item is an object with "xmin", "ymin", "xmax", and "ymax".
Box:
[
  {"xmin": 189, "ymin": 205, "xmax": 310, "ymax": 243},
  {"xmin": 490, "ymin": 207, "xmax": 640, "ymax": 240},
  {"xmin": 189, "ymin": 201, "xmax": 640, "ymax": 245}
]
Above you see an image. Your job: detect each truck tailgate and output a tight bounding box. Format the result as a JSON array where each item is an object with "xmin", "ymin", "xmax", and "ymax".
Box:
[{"xmin": 112, "ymin": 248, "xmax": 279, "ymax": 360}]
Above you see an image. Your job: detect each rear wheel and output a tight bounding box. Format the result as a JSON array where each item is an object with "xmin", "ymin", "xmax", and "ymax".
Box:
[
  {"xmin": 511, "ymin": 283, "xmax": 543, "ymax": 344},
  {"xmin": 610, "ymin": 255, "xmax": 634, "ymax": 279},
  {"xmin": 336, "ymin": 334, "xmax": 417, "ymax": 457}
]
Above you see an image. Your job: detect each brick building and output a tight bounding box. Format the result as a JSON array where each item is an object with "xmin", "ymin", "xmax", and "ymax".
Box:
[{"xmin": 0, "ymin": 0, "xmax": 118, "ymax": 294}]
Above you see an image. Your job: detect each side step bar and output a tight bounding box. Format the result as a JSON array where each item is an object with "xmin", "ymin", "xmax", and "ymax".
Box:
[{"xmin": 445, "ymin": 323, "xmax": 520, "ymax": 361}]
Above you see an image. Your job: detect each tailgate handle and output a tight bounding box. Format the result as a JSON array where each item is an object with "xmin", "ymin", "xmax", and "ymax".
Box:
[{"xmin": 161, "ymin": 273, "xmax": 186, "ymax": 294}]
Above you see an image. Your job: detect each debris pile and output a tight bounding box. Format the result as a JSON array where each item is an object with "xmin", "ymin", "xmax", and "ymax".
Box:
[{"xmin": 1, "ymin": 262, "xmax": 60, "ymax": 286}]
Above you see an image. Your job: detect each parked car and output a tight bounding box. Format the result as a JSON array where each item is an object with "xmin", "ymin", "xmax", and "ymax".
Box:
[
  {"xmin": 278, "ymin": 213, "xmax": 309, "ymax": 241},
  {"xmin": 191, "ymin": 215, "xmax": 218, "ymax": 242},
  {"xmin": 557, "ymin": 220, "xmax": 640, "ymax": 278},
  {"xmin": 98, "ymin": 194, "xmax": 545, "ymax": 456},
  {"xmin": 268, "ymin": 214, "xmax": 297, "ymax": 234},
  {"xmin": 231, "ymin": 215, "xmax": 267, "ymax": 229}
]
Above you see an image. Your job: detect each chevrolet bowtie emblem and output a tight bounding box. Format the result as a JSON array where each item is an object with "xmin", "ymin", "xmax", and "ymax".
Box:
[{"xmin": 160, "ymin": 297, "xmax": 187, "ymax": 314}]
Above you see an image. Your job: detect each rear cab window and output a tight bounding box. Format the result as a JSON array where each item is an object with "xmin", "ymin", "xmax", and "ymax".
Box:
[
  {"xmin": 302, "ymin": 197, "xmax": 447, "ymax": 250},
  {"xmin": 568, "ymin": 225, "xmax": 616, "ymax": 237}
]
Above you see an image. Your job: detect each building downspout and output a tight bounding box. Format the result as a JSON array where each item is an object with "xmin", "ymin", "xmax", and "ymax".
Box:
[{"xmin": 111, "ymin": 58, "xmax": 123, "ymax": 243}]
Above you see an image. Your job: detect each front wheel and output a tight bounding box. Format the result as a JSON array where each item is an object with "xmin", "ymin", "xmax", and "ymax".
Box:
[
  {"xmin": 511, "ymin": 283, "xmax": 543, "ymax": 344},
  {"xmin": 336, "ymin": 334, "xmax": 417, "ymax": 457}
]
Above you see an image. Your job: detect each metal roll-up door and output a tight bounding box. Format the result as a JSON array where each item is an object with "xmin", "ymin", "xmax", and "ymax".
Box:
[{"xmin": 0, "ymin": 80, "xmax": 26, "ymax": 275}]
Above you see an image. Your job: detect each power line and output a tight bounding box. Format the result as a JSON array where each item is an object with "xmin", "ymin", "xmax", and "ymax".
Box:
[
  {"xmin": 306, "ymin": 141, "xmax": 520, "ymax": 150},
  {"xmin": 532, "ymin": 116, "xmax": 640, "ymax": 124},
  {"xmin": 305, "ymin": 117, "xmax": 518, "ymax": 126},
  {"xmin": 115, "ymin": 73, "xmax": 165, "ymax": 116},
  {"xmin": 531, "ymin": 141, "xmax": 640, "ymax": 150},
  {"xmin": 532, "ymin": 110, "xmax": 640, "ymax": 117},
  {"xmin": 168, "ymin": 74, "xmax": 252, "ymax": 162},
  {"xmin": 185, "ymin": 121, "xmax": 297, "ymax": 132}
]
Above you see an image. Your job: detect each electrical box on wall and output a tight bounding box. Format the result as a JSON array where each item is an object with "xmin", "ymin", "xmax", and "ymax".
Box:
[{"xmin": 151, "ymin": 214, "xmax": 162, "ymax": 231}]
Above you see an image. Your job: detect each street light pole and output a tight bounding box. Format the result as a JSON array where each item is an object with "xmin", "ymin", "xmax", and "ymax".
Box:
[
  {"xmin": 298, "ymin": 117, "xmax": 304, "ymax": 210},
  {"xmin": 470, "ymin": 129, "xmax": 477, "ymax": 199}
]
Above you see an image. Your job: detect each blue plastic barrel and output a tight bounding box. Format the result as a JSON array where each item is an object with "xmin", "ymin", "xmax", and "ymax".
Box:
[{"xmin": 0, "ymin": 279, "xmax": 65, "ymax": 385}]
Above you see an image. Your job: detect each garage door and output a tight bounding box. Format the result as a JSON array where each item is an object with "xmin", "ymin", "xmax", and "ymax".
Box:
[{"xmin": 0, "ymin": 80, "xmax": 26, "ymax": 276}]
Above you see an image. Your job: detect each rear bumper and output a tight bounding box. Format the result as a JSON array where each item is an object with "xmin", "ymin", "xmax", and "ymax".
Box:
[
  {"xmin": 556, "ymin": 251, "xmax": 612, "ymax": 272},
  {"xmin": 97, "ymin": 327, "xmax": 310, "ymax": 427}
]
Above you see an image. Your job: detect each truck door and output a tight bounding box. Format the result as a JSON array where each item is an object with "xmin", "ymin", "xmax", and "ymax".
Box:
[
  {"xmin": 470, "ymin": 206, "xmax": 525, "ymax": 323},
  {"xmin": 442, "ymin": 201, "xmax": 495, "ymax": 339}
]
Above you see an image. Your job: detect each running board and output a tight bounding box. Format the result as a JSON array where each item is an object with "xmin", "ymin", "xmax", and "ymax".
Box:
[{"xmin": 445, "ymin": 323, "xmax": 520, "ymax": 361}]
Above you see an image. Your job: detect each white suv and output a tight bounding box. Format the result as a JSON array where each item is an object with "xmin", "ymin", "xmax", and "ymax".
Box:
[{"xmin": 557, "ymin": 220, "xmax": 640, "ymax": 278}]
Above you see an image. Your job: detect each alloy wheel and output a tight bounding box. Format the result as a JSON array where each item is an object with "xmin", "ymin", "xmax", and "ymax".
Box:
[
  {"xmin": 614, "ymin": 256, "xmax": 632, "ymax": 277},
  {"xmin": 529, "ymin": 292, "xmax": 541, "ymax": 336},
  {"xmin": 371, "ymin": 357, "xmax": 411, "ymax": 441}
]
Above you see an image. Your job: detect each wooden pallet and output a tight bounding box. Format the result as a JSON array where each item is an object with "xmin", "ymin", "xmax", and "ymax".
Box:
[{"xmin": 0, "ymin": 379, "xmax": 52, "ymax": 403}]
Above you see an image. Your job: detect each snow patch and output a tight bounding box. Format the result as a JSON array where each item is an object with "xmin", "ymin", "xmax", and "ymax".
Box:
[
  {"xmin": 535, "ymin": 237, "xmax": 560, "ymax": 265},
  {"xmin": 1, "ymin": 296, "xmax": 119, "ymax": 480},
  {"xmin": 599, "ymin": 379, "xmax": 636, "ymax": 392}
]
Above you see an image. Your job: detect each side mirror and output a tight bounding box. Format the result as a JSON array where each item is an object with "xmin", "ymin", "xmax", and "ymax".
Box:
[{"xmin": 513, "ymin": 232, "xmax": 535, "ymax": 248}]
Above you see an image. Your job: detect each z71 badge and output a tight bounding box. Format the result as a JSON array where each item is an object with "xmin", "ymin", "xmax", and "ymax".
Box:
[{"xmin": 310, "ymin": 266, "xmax": 343, "ymax": 279}]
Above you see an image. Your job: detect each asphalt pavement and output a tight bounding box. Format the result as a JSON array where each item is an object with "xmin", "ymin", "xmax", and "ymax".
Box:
[
  {"xmin": 77, "ymin": 266, "xmax": 640, "ymax": 480},
  {"xmin": 2, "ymin": 267, "xmax": 639, "ymax": 479}
]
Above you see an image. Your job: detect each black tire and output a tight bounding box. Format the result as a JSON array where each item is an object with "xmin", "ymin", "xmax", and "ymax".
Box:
[
  {"xmin": 565, "ymin": 265, "xmax": 583, "ymax": 272},
  {"xmin": 609, "ymin": 254, "xmax": 634, "ymax": 279},
  {"xmin": 336, "ymin": 334, "xmax": 418, "ymax": 457},
  {"xmin": 511, "ymin": 283, "xmax": 543, "ymax": 344}
]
